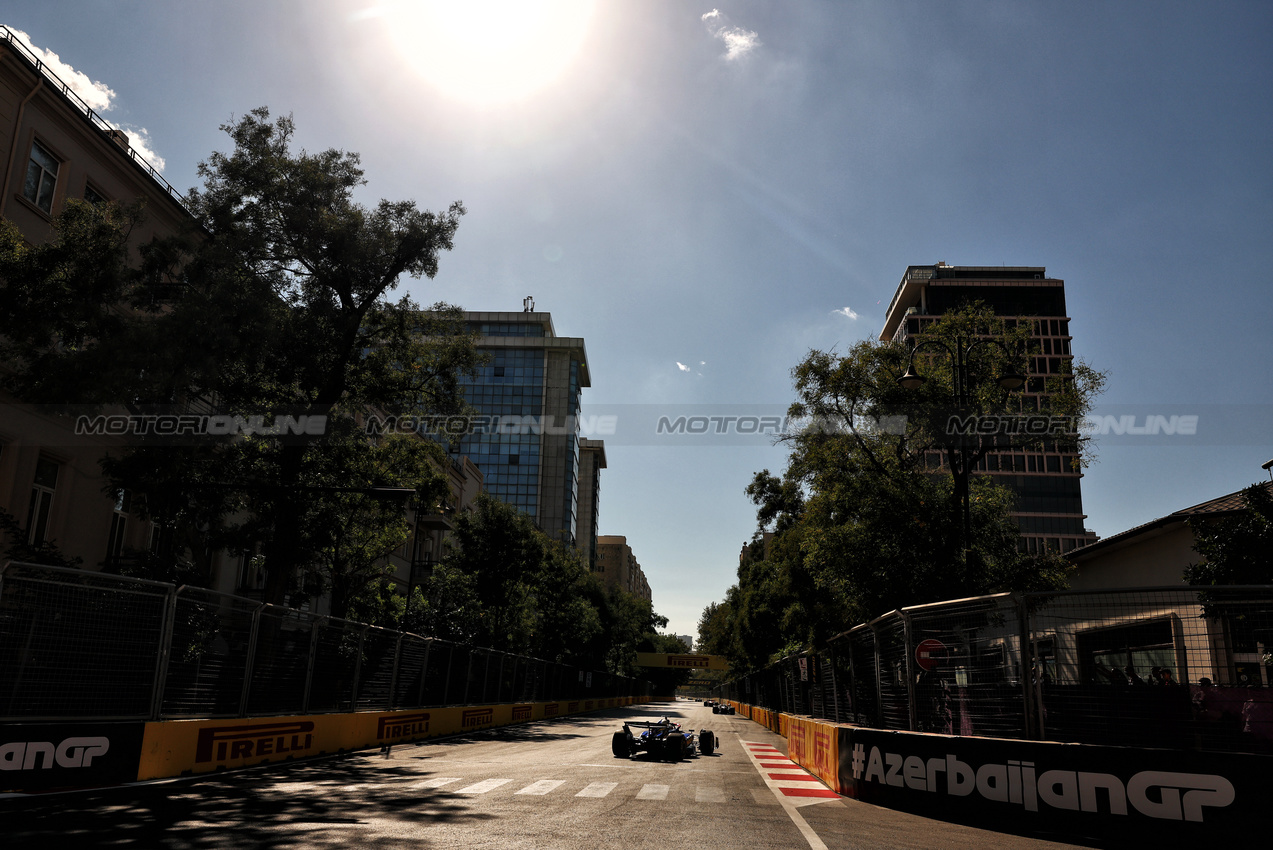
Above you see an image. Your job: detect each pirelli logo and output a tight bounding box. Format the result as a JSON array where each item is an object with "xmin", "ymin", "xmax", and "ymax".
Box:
[
  {"xmin": 195, "ymin": 721, "xmax": 315, "ymax": 764},
  {"xmin": 461, "ymin": 709, "xmax": 494, "ymax": 728},
  {"xmin": 544, "ymin": 703, "xmax": 559, "ymax": 717},
  {"xmin": 567, "ymin": 702, "xmax": 579, "ymax": 713},
  {"xmin": 584, "ymin": 700, "xmax": 595, "ymax": 711},
  {"xmin": 512, "ymin": 705, "xmax": 531, "ymax": 721},
  {"xmin": 377, "ymin": 713, "xmax": 430, "ymax": 740}
]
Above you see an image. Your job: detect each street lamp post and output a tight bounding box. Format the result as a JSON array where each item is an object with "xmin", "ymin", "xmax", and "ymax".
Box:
[{"xmin": 897, "ymin": 337, "xmax": 1025, "ymax": 560}]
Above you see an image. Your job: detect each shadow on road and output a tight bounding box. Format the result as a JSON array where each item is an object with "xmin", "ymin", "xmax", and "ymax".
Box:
[{"xmin": 0, "ymin": 757, "xmax": 491, "ymax": 849}]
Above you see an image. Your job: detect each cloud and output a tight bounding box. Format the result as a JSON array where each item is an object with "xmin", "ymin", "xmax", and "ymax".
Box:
[
  {"xmin": 676, "ymin": 362, "xmax": 692, "ymax": 372},
  {"xmin": 116, "ymin": 125, "xmax": 166, "ymax": 173},
  {"xmin": 7, "ymin": 27, "xmax": 167, "ymax": 173},
  {"xmin": 701, "ymin": 9, "xmax": 760, "ymax": 61},
  {"xmin": 7, "ymin": 27, "xmax": 115, "ymax": 111},
  {"xmin": 833, "ymin": 307, "xmax": 860, "ymax": 320}
]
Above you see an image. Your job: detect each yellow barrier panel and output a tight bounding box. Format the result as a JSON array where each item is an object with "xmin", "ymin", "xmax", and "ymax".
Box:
[
  {"xmin": 138, "ymin": 696, "xmax": 649, "ymax": 781},
  {"xmin": 785, "ymin": 714, "xmax": 840, "ymax": 791}
]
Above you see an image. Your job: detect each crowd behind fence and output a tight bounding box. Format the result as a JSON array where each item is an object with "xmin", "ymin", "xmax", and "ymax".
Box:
[
  {"xmin": 0, "ymin": 562, "xmax": 650, "ymax": 722},
  {"xmin": 715, "ymin": 586, "xmax": 1273, "ymax": 756}
]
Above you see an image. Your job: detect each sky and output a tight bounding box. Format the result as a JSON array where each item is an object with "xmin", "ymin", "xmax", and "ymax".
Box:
[{"xmin": 7, "ymin": 2, "xmax": 1272, "ymax": 640}]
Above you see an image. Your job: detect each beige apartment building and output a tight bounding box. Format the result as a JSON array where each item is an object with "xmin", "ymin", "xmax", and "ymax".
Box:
[
  {"xmin": 595, "ymin": 535, "xmax": 651, "ymax": 601},
  {"xmin": 0, "ymin": 28, "xmax": 482, "ymax": 606},
  {"xmin": 0, "ymin": 27, "xmax": 192, "ymax": 575}
]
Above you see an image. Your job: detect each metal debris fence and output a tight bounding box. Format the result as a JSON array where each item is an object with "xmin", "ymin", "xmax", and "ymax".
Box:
[
  {"xmin": 0, "ymin": 562, "xmax": 649, "ymax": 722},
  {"xmin": 716, "ymin": 586, "xmax": 1273, "ymax": 755}
]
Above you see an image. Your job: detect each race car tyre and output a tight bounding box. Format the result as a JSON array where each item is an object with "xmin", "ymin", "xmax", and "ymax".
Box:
[
  {"xmin": 665, "ymin": 733, "xmax": 685, "ymax": 761},
  {"xmin": 700, "ymin": 730, "xmax": 715, "ymax": 756},
  {"xmin": 611, "ymin": 731, "xmax": 630, "ymax": 758}
]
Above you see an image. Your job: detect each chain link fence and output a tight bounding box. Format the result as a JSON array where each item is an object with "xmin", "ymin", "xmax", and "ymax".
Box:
[
  {"xmin": 0, "ymin": 562, "xmax": 650, "ymax": 721},
  {"xmin": 716, "ymin": 586, "xmax": 1273, "ymax": 755}
]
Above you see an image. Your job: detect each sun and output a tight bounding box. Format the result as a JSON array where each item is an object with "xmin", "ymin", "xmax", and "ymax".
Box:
[{"xmin": 384, "ymin": 0, "xmax": 597, "ymax": 107}]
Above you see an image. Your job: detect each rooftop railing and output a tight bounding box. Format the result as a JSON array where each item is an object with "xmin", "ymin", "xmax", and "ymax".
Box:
[{"xmin": 0, "ymin": 25, "xmax": 189, "ymax": 213}]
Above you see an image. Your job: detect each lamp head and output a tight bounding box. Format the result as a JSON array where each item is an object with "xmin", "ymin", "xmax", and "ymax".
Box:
[
  {"xmin": 897, "ymin": 367, "xmax": 926, "ymax": 390},
  {"xmin": 996, "ymin": 370, "xmax": 1027, "ymax": 391}
]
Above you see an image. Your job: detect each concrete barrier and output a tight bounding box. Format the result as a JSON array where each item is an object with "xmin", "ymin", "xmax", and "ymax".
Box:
[
  {"xmin": 729, "ymin": 700, "xmax": 1266, "ymax": 842},
  {"xmin": 1, "ymin": 696, "xmax": 649, "ymax": 792}
]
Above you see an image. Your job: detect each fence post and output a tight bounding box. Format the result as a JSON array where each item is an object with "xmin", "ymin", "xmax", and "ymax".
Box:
[
  {"xmin": 440, "ymin": 643, "xmax": 453, "ymax": 705},
  {"xmin": 462, "ymin": 649, "xmax": 474, "ymax": 705},
  {"xmin": 388, "ymin": 632, "xmax": 405, "ymax": 710},
  {"xmin": 237, "ymin": 604, "xmax": 264, "ymax": 717},
  {"xmin": 302, "ymin": 616, "xmax": 324, "ymax": 713},
  {"xmin": 148, "ymin": 583, "xmax": 179, "ymax": 721},
  {"xmin": 828, "ymin": 645, "xmax": 841, "ymax": 723},
  {"xmin": 417, "ymin": 638, "xmax": 432, "ymax": 707},
  {"xmin": 1015, "ymin": 594, "xmax": 1036, "ymax": 740},
  {"xmin": 350, "ymin": 624, "xmax": 367, "ymax": 710},
  {"xmin": 901, "ymin": 610, "xmax": 918, "ymax": 732},
  {"xmin": 871, "ymin": 625, "xmax": 883, "ymax": 729}
]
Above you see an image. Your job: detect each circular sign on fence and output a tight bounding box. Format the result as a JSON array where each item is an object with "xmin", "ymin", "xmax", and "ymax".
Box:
[{"xmin": 915, "ymin": 638, "xmax": 947, "ymax": 672}]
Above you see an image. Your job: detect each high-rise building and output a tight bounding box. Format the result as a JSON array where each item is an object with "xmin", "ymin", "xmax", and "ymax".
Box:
[
  {"xmin": 880, "ymin": 263, "xmax": 1097, "ymax": 553},
  {"xmin": 576, "ymin": 438, "xmax": 606, "ymax": 568},
  {"xmin": 452, "ymin": 309, "xmax": 590, "ymax": 546}
]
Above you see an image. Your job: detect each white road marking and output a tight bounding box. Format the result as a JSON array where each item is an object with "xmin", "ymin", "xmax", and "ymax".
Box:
[
  {"xmin": 636, "ymin": 784, "xmax": 669, "ymax": 800},
  {"xmin": 695, "ymin": 786, "xmax": 726, "ymax": 803},
  {"xmin": 741, "ymin": 740, "xmax": 835, "ymax": 850},
  {"xmin": 515, "ymin": 779, "xmax": 565, "ymax": 795},
  {"xmin": 456, "ymin": 778, "xmax": 513, "ymax": 794},
  {"xmin": 575, "ymin": 782, "xmax": 618, "ymax": 798},
  {"xmin": 405, "ymin": 777, "xmax": 462, "ymax": 789}
]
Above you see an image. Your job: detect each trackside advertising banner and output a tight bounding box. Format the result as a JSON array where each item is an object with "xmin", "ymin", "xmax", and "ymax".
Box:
[
  {"xmin": 838, "ymin": 727, "xmax": 1265, "ymax": 840},
  {"xmin": 138, "ymin": 697, "xmax": 645, "ymax": 781},
  {"xmin": 0, "ymin": 721, "xmax": 145, "ymax": 792}
]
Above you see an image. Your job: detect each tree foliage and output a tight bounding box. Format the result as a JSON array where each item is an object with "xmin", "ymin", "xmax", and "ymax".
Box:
[
  {"xmin": 434, "ymin": 493, "xmax": 668, "ymax": 675},
  {"xmin": 702, "ymin": 305, "xmax": 1098, "ymax": 672},
  {"xmin": 1184, "ymin": 483, "xmax": 1273, "ymax": 586},
  {"xmin": 0, "ymin": 109, "xmax": 482, "ymax": 614}
]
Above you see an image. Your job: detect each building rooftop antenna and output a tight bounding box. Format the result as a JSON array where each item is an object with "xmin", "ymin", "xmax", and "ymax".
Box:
[{"xmin": 524, "ymin": 295, "xmax": 535, "ymax": 313}]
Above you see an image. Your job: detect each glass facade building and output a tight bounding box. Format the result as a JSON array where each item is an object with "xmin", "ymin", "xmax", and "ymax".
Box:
[{"xmin": 451, "ymin": 312, "xmax": 590, "ymax": 546}]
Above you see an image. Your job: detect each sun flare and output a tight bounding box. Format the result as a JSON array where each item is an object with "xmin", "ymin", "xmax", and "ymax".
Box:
[{"xmin": 385, "ymin": 0, "xmax": 596, "ymax": 107}]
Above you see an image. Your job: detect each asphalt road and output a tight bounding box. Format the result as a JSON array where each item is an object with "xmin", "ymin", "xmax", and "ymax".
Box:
[{"xmin": 0, "ymin": 700, "xmax": 1112, "ymax": 849}]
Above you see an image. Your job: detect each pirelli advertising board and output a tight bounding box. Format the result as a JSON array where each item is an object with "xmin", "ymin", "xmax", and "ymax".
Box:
[
  {"xmin": 635, "ymin": 653, "xmax": 728, "ymax": 671},
  {"xmin": 2, "ymin": 696, "xmax": 646, "ymax": 791},
  {"xmin": 136, "ymin": 697, "xmax": 644, "ymax": 781}
]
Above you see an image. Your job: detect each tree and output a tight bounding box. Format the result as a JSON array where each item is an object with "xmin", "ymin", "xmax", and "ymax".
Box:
[
  {"xmin": 711, "ymin": 305, "xmax": 1096, "ymax": 667},
  {"xmin": 1184, "ymin": 483, "xmax": 1273, "ymax": 586},
  {"xmin": 1, "ymin": 109, "xmax": 482, "ymax": 610}
]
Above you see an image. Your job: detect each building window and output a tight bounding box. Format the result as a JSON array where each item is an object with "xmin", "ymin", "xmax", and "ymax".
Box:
[
  {"xmin": 23, "ymin": 141, "xmax": 60, "ymax": 214},
  {"xmin": 26, "ymin": 457, "xmax": 59, "ymax": 545},
  {"xmin": 83, "ymin": 184, "xmax": 107, "ymax": 206},
  {"xmin": 106, "ymin": 490, "xmax": 130, "ymax": 562}
]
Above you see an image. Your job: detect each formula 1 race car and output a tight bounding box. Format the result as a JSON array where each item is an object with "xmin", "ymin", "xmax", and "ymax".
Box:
[
  {"xmin": 712, "ymin": 702, "xmax": 735, "ymax": 715},
  {"xmin": 612, "ymin": 718, "xmax": 715, "ymax": 761}
]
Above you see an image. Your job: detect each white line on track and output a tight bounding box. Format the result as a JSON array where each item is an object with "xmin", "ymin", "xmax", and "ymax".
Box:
[{"xmin": 575, "ymin": 781, "xmax": 617, "ymax": 798}]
